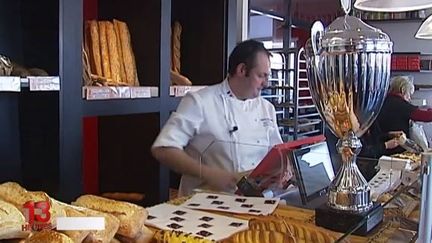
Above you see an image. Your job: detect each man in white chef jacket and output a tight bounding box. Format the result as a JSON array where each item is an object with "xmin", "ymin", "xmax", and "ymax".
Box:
[{"xmin": 152, "ymin": 40, "xmax": 283, "ymax": 196}]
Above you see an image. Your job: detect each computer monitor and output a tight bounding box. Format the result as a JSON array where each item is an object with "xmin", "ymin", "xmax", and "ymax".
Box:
[{"xmin": 290, "ymin": 141, "xmax": 335, "ymax": 204}]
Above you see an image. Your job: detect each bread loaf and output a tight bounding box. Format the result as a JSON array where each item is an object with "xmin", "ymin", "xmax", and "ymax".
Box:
[
  {"xmin": 0, "ymin": 199, "xmax": 29, "ymax": 240},
  {"xmin": 73, "ymin": 195, "xmax": 147, "ymax": 238},
  {"xmin": 62, "ymin": 204, "xmax": 120, "ymax": 243},
  {"xmin": 170, "ymin": 70, "xmax": 192, "ymax": 85},
  {"xmin": 227, "ymin": 230, "xmax": 295, "ymax": 243},
  {"xmin": 25, "ymin": 230, "xmax": 74, "ymax": 243},
  {"xmin": 114, "ymin": 19, "xmax": 139, "ymax": 86},
  {"xmin": 50, "ymin": 199, "xmax": 91, "ymax": 243}
]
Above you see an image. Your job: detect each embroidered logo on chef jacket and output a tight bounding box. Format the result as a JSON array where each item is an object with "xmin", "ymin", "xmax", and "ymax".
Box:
[{"xmin": 260, "ymin": 118, "xmax": 273, "ymax": 128}]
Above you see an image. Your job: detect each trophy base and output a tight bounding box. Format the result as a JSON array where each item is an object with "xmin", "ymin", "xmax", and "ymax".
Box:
[{"xmin": 315, "ymin": 202, "xmax": 383, "ymax": 236}]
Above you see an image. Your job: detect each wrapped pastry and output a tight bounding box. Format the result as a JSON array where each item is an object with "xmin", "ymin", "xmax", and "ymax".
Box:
[
  {"xmin": 106, "ymin": 21, "xmax": 122, "ymax": 83},
  {"xmin": 0, "ymin": 199, "xmax": 29, "ymax": 240},
  {"xmin": 0, "ymin": 182, "xmax": 66, "ymax": 228}
]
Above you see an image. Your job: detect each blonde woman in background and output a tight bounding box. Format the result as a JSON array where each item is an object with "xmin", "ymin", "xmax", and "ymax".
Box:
[{"xmin": 376, "ymin": 76, "xmax": 432, "ymax": 153}]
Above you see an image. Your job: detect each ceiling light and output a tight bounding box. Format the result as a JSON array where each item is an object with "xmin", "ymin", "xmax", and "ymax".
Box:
[
  {"xmin": 416, "ymin": 15, "xmax": 432, "ymax": 39},
  {"xmin": 354, "ymin": 0, "xmax": 432, "ymax": 12}
]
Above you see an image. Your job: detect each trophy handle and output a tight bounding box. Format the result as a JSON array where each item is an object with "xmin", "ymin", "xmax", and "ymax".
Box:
[
  {"xmin": 340, "ymin": 0, "xmax": 351, "ymax": 15},
  {"xmin": 310, "ymin": 21, "xmax": 324, "ymax": 56}
]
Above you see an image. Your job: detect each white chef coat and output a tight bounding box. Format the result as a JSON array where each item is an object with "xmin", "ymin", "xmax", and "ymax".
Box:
[{"xmin": 152, "ymin": 79, "xmax": 283, "ymax": 196}]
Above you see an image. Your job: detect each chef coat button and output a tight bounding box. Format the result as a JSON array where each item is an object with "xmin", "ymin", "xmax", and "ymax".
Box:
[
  {"xmin": 257, "ymin": 140, "xmax": 260, "ymax": 144},
  {"xmin": 255, "ymin": 118, "xmax": 258, "ymax": 122}
]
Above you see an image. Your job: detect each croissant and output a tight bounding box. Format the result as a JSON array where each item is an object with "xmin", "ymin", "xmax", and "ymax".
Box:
[
  {"xmin": 249, "ymin": 217, "xmax": 337, "ymax": 243},
  {"xmin": 225, "ymin": 230, "xmax": 295, "ymax": 243},
  {"xmin": 154, "ymin": 230, "xmax": 214, "ymax": 243}
]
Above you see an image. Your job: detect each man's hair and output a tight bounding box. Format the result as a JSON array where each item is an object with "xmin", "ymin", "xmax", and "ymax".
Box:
[
  {"xmin": 389, "ymin": 76, "xmax": 414, "ymax": 96},
  {"xmin": 227, "ymin": 39, "xmax": 271, "ymax": 76}
]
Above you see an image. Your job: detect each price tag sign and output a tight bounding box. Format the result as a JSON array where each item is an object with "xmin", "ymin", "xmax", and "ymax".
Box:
[
  {"xmin": 29, "ymin": 76, "xmax": 60, "ymax": 91},
  {"xmin": 0, "ymin": 76, "xmax": 21, "ymax": 92}
]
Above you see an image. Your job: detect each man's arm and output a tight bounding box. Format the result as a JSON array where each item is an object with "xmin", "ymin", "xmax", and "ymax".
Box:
[{"xmin": 151, "ymin": 146, "xmax": 237, "ymax": 191}]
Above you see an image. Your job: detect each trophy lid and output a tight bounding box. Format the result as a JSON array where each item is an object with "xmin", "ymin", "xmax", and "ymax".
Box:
[{"xmin": 320, "ymin": 15, "xmax": 392, "ymax": 52}]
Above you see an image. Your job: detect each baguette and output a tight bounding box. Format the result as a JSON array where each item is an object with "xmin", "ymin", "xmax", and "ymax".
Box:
[
  {"xmin": 0, "ymin": 199, "xmax": 29, "ymax": 240},
  {"xmin": 86, "ymin": 20, "xmax": 103, "ymax": 76},
  {"xmin": 106, "ymin": 21, "xmax": 122, "ymax": 84},
  {"xmin": 113, "ymin": 20, "xmax": 127, "ymax": 85},
  {"xmin": 25, "ymin": 230, "xmax": 74, "ymax": 243},
  {"xmin": 73, "ymin": 195, "xmax": 147, "ymax": 238},
  {"xmin": 98, "ymin": 21, "xmax": 111, "ymax": 79},
  {"xmin": 171, "ymin": 21, "xmax": 182, "ymax": 73},
  {"xmin": 114, "ymin": 19, "xmax": 139, "ymax": 86}
]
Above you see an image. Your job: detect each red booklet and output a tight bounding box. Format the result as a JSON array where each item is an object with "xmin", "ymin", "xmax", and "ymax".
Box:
[{"xmin": 237, "ymin": 135, "xmax": 326, "ymax": 196}]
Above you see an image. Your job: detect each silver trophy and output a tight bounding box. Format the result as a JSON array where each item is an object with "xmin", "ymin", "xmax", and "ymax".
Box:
[{"xmin": 304, "ymin": 0, "xmax": 392, "ymax": 221}]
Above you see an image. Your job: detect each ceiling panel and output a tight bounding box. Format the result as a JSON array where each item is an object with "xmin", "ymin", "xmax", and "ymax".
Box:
[{"xmin": 250, "ymin": 0, "xmax": 345, "ymax": 24}]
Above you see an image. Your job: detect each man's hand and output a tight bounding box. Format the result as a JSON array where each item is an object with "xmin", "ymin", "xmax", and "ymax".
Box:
[
  {"xmin": 385, "ymin": 138, "xmax": 400, "ymax": 149},
  {"xmin": 202, "ymin": 167, "xmax": 238, "ymax": 192}
]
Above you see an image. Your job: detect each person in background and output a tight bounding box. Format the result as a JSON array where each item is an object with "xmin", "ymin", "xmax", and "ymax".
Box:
[
  {"xmin": 151, "ymin": 40, "xmax": 282, "ymax": 196},
  {"xmin": 377, "ymin": 75, "xmax": 432, "ymax": 154},
  {"xmin": 325, "ymin": 122, "xmax": 403, "ymax": 181},
  {"xmin": 378, "ymin": 75, "xmax": 432, "ymax": 136}
]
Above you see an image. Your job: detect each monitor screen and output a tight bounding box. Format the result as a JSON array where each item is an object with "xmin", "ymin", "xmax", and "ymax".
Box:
[{"xmin": 291, "ymin": 141, "xmax": 335, "ymax": 203}]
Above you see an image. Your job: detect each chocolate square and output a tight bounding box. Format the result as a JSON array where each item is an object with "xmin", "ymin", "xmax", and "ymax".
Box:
[
  {"xmin": 240, "ymin": 204, "xmax": 253, "ymax": 208},
  {"xmin": 206, "ymin": 195, "xmax": 218, "ymax": 199},
  {"xmin": 235, "ymin": 198, "xmax": 247, "ymax": 203},
  {"xmin": 196, "ymin": 230, "xmax": 213, "ymax": 237},
  {"xmin": 264, "ymin": 200, "xmax": 276, "ymax": 204},
  {"xmin": 170, "ymin": 217, "xmax": 185, "ymax": 222},
  {"xmin": 229, "ymin": 222, "xmax": 244, "ymax": 227},
  {"xmin": 173, "ymin": 210, "xmax": 187, "ymax": 216},
  {"xmin": 198, "ymin": 223, "xmax": 213, "ymax": 228},
  {"xmin": 211, "ymin": 200, "xmax": 224, "ymax": 205},
  {"xmin": 167, "ymin": 223, "xmax": 182, "ymax": 229},
  {"xmin": 217, "ymin": 206, "xmax": 230, "ymax": 210},
  {"xmin": 249, "ymin": 209, "xmax": 261, "ymax": 213},
  {"xmin": 188, "ymin": 203, "xmax": 200, "ymax": 207},
  {"xmin": 199, "ymin": 216, "xmax": 214, "ymax": 222}
]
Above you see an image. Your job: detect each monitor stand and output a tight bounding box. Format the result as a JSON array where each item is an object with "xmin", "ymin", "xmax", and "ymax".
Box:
[{"xmin": 278, "ymin": 187, "xmax": 327, "ymax": 209}]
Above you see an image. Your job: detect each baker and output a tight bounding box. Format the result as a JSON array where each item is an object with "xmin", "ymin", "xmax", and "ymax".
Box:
[{"xmin": 151, "ymin": 40, "xmax": 283, "ymax": 196}]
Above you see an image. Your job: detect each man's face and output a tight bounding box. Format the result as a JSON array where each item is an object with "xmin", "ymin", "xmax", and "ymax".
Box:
[{"xmin": 242, "ymin": 52, "xmax": 270, "ymax": 99}]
